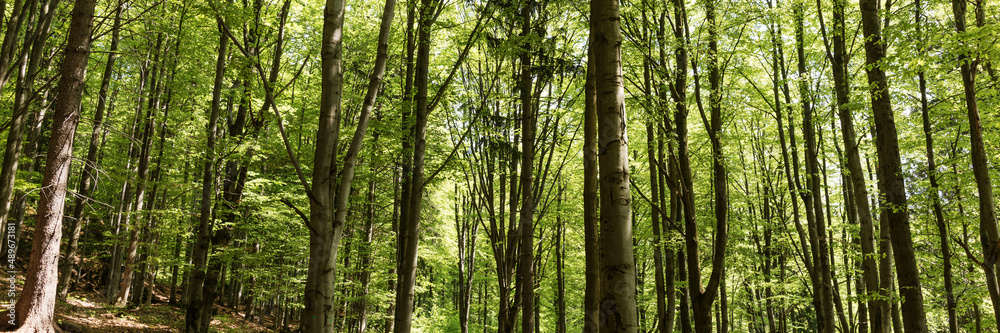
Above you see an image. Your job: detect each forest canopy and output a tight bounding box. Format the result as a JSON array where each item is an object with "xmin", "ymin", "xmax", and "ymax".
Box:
[{"xmin": 0, "ymin": 0, "xmax": 997, "ymax": 332}]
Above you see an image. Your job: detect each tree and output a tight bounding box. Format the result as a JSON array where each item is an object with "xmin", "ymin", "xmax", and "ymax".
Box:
[
  {"xmin": 10, "ymin": 0, "xmax": 96, "ymax": 330},
  {"xmin": 858, "ymin": 0, "xmax": 928, "ymax": 330},
  {"xmin": 951, "ymin": 0, "xmax": 1000, "ymax": 325},
  {"xmin": 591, "ymin": 0, "xmax": 639, "ymax": 330},
  {"xmin": 185, "ymin": 15, "xmax": 228, "ymax": 333}
]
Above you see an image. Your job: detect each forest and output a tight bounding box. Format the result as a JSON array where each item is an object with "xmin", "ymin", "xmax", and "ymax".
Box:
[{"xmin": 0, "ymin": 0, "xmax": 997, "ymax": 331}]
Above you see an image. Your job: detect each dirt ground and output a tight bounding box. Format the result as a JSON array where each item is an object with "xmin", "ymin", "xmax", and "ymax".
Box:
[{"xmin": 53, "ymin": 284, "xmax": 284, "ymax": 333}]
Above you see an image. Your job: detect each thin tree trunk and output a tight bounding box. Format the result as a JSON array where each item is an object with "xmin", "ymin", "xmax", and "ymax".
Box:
[
  {"xmin": 0, "ymin": 0, "xmax": 54, "ymax": 261},
  {"xmin": 517, "ymin": 0, "xmax": 535, "ymax": 329},
  {"xmin": 556, "ymin": 191, "xmax": 566, "ymax": 333},
  {"xmin": 117, "ymin": 33, "xmax": 165, "ymax": 308},
  {"xmin": 678, "ymin": 248, "xmax": 692, "ymax": 333},
  {"xmin": 644, "ymin": 39, "xmax": 668, "ymax": 333},
  {"xmin": 582, "ymin": 35, "xmax": 600, "ymax": 333},
  {"xmin": 0, "ymin": 0, "xmax": 28, "ymax": 91},
  {"xmin": 393, "ymin": 0, "xmax": 435, "ymax": 330},
  {"xmin": 797, "ymin": 20, "xmax": 836, "ymax": 331},
  {"xmin": 916, "ymin": 1, "xmax": 956, "ymax": 331},
  {"xmin": 687, "ymin": 0, "xmax": 728, "ymax": 330}
]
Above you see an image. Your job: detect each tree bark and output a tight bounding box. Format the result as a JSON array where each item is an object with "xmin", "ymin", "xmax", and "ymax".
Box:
[
  {"xmin": 820, "ymin": 0, "xmax": 887, "ymax": 330},
  {"xmin": 185, "ymin": 18, "xmax": 227, "ymax": 333},
  {"xmin": 591, "ymin": 0, "xmax": 639, "ymax": 329},
  {"xmin": 687, "ymin": 0, "xmax": 728, "ymax": 331},
  {"xmin": 116, "ymin": 33, "xmax": 165, "ymax": 308},
  {"xmin": 10, "ymin": 0, "xmax": 95, "ymax": 330},
  {"xmin": 517, "ymin": 0, "xmax": 535, "ymax": 330},
  {"xmin": 951, "ymin": 0, "xmax": 1000, "ymax": 324},
  {"xmin": 393, "ymin": 0, "xmax": 436, "ymax": 331},
  {"xmin": 301, "ymin": 0, "xmax": 347, "ymax": 328},
  {"xmin": 56, "ymin": 0, "xmax": 122, "ymax": 301},
  {"xmin": 582, "ymin": 36, "xmax": 600, "ymax": 333},
  {"xmin": 858, "ymin": 0, "xmax": 929, "ymax": 329},
  {"xmin": 916, "ymin": 0, "xmax": 956, "ymax": 331}
]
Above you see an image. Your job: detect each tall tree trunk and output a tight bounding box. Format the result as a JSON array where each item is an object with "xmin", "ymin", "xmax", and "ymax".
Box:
[
  {"xmin": 687, "ymin": 0, "xmax": 728, "ymax": 330},
  {"xmin": 116, "ymin": 33, "xmax": 165, "ymax": 308},
  {"xmin": 10, "ymin": 0, "xmax": 95, "ymax": 330},
  {"xmin": 951, "ymin": 0, "xmax": 1000, "ymax": 323},
  {"xmin": 57, "ymin": 0, "xmax": 122, "ymax": 301},
  {"xmin": 858, "ymin": 0, "xmax": 929, "ymax": 329},
  {"xmin": 556, "ymin": 191, "xmax": 566, "ymax": 333},
  {"xmin": 518, "ymin": 0, "xmax": 535, "ymax": 330},
  {"xmin": 0, "ymin": 0, "xmax": 32, "ymax": 239},
  {"xmin": 582, "ymin": 36, "xmax": 600, "ymax": 333},
  {"xmin": 301, "ymin": 0, "xmax": 347, "ymax": 327},
  {"xmin": 797, "ymin": 17, "xmax": 836, "ymax": 331},
  {"xmin": 185, "ymin": 19, "xmax": 227, "ymax": 333},
  {"xmin": 821, "ymin": 0, "xmax": 887, "ymax": 329},
  {"xmin": 393, "ymin": 0, "xmax": 435, "ymax": 330},
  {"xmin": 0, "ymin": 0, "xmax": 54, "ymax": 261},
  {"xmin": 644, "ymin": 37, "xmax": 668, "ymax": 333},
  {"xmin": 917, "ymin": 0, "xmax": 956, "ymax": 331},
  {"xmin": 0, "ymin": 0, "xmax": 28, "ymax": 91},
  {"xmin": 592, "ymin": 0, "xmax": 639, "ymax": 329},
  {"xmin": 678, "ymin": 248, "xmax": 692, "ymax": 333}
]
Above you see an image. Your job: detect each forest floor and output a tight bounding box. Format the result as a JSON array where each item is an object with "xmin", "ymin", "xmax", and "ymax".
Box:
[{"xmin": 54, "ymin": 284, "xmax": 280, "ymax": 333}]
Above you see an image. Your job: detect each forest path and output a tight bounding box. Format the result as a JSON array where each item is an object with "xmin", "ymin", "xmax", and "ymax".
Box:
[{"xmin": 53, "ymin": 286, "xmax": 275, "ymax": 332}]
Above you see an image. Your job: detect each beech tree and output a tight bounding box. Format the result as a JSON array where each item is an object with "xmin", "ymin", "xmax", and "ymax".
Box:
[{"xmin": 10, "ymin": 0, "xmax": 96, "ymax": 330}]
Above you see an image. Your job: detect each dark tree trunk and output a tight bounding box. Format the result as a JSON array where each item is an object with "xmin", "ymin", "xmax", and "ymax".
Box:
[
  {"xmin": 517, "ymin": 0, "xmax": 535, "ymax": 330},
  {"xmin": 951, "ymin": 0, "xmax": 1000, "ymax": 323},
  {"xmin": 582, "ymin": 37, "xmax": 600, "ymax": 333},
  {"xmin": 858, "ymin": 0, "xmax": 929, "ymax": 329},
  {"xmin": 819, "ymin": 0, "xmax": 887, "ymax": 329},
  {"xmin": 687, "ymin": 0, "xmax": 728, "ymax": 330},
  {"xmin": 393, "ymin": 0, "xmax": 435, "ymax": 330},
  {"xmin": 116, "ymin": 33, "xmax": 166, "ymax": 308},
  {"xmin": 917, "ymin": 0, "xmax": 956, "ymax": 331},
  {"xmin": 185, "ymin": 19, "xmax": 227, "ymax": 333}
]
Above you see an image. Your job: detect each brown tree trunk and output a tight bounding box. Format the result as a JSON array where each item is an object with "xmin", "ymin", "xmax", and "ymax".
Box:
[
  {"xmin": 393, "ymin": 0, "xmax": 436, "ymax": 330},
  {"xmin": 951, "ymin": 0, "xmax": 1000, "ymax": 323},
  {"xmin": 643, "ymin": 27, "xmax": 668, "ymax": 331},
  {"xmin": 556, "ymin": 190, "xmax": 566, "ymax": 333},
  {"xmin": 916, "ymin": 1, "xmax": 956, "ymax": 331},
  {"xmin": 858, "ymin": 0, "xmax": 929, "ymax": 330},
  {"xmin": 797, "ymin": 16, "xmax": 836, "ymax": 331},
  {"xmin": 10, "ymin": 0, "xmax": 96, "ymax": 330},
  {"xmin": 457, "ymin": 184, "xmax": 479, "ymax": 333},
  {"xmin": 185, "ymin": 18, "xmax": 227, "ymax": 333},
  {"xmin": 301, "ymin": 0, "xmax": 347, "ymax": 328},
  {"xmin": 582, "ymin": 37, "xmax": 600, "ymax": 333},
  {"xmin": 0, "ymin": 0, "xmax": 55, "ymax": 262},
  {"xmin": 57, "ymin": 1, "xmax": 122, "ymax": 301},
  {"xmin": 820, "ymin": 0, "xmax": 887, "ymax": 329},
  {"xmin": 0, "ymin": 0, "xmax": 29, "ymax": 91},
  {"xmin": 116, "ymin": 33, "xmax": 165, "ymax": 308},
  {"xmin": 517, "ymin": 0, "xmax": 535, "ymax": 330},
  {"xmin": 592, "ymin": 0, "xmax": 639, "ymax": 329},
  {"xmin": 687, "ymin": 0, "xmax": 728, "ymax": 330}
]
